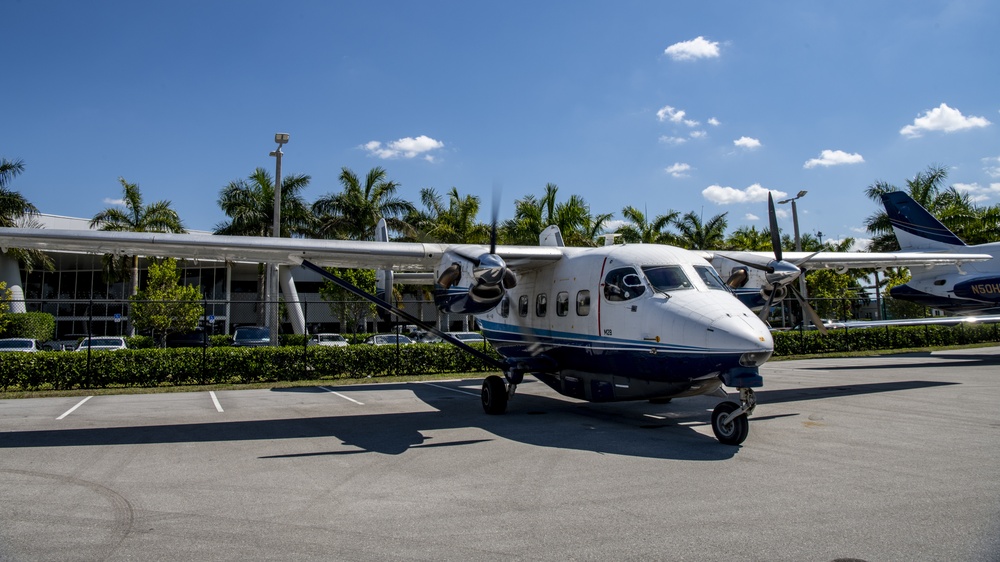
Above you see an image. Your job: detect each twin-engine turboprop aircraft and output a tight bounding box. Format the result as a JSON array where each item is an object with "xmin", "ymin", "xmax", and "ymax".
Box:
[{"xmin": 0, "ymin": 192, "xmax": 989, "ymax": 445}]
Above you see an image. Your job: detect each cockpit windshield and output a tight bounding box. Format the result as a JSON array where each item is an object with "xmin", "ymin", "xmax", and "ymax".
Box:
[
  {"xmin": 693, "ymin": 265, "xmax": 730, "ymax": 291},
  {"xmin": 641, "ymin": 265, "xmax": 693, "ymax": 293}
]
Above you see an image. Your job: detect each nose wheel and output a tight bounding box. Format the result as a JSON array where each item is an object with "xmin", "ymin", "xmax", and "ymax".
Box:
[{"xmin": 711, "ymin": 388, "xmax": 756, "ymax": 445}]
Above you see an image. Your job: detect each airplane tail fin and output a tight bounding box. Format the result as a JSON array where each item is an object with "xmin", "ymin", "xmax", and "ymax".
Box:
[{"xmin": 881, "ymin": 191, "xmax": 966, "ymax": 250}]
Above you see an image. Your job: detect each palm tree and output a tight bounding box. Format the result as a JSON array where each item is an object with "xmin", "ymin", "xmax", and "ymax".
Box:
[
  {"xmin": 406, "ymin": 187, "xmax": 490, "ymax": 244},
  {"xmin": 617, "ymin": 206, "xmax": 680, "ymax": 244},
  {"xmin": 215, "ymin": 167, "xmax": 313, "ymax": 238},
  {"xmin": 724, "ymin": 225, "xmax": 773, "ymax": 251},
  {"xmin": 502, "ymin": 183, "xmax": 608, "ymax": 246},
  {"xmin": 312, "ymin": 167, "xmax": 413, "ymax": 240},
  {"xmin": 91, "ymin": 177, "xmax": 187, "ymax": 298},
  {"xmin": 0, "ymin": 157, "xmax": 52, "ymax": 273},
  {"xmin": 674, "ymin": 211, "xmax": 729, "ymax": 250}
]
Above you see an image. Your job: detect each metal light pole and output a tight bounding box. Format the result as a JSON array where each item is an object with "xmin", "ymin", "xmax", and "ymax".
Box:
[
  {"xmin": 266, "ymin": 133, "xmax": 289, "ymax": 345},
  {"xmin": 778, "ymin": 190, "xmax": 809, "ymax": 323}
]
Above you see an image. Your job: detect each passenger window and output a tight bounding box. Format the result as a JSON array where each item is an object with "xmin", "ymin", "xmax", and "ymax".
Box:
[
  {"xmin": 500, "ymin": 295, "xmax": 510, "ymax": 317},
  {"xmin": 556, "ymin": 292, "xmax": 569, "ymax": 316},
  {"xmin": 518, "ymin": 295, "xmax": 529, "ymax": 317},
  {"xmin": 536, "ymin": 293, "xmax": 547, "ymax": 317},
  {"xmin": 603, "ymin": 267, "xmax": 646, "ymax": 301},
  {"xmin": 576, "ymin": 290, "xmax": 591, "ymax": 316}
]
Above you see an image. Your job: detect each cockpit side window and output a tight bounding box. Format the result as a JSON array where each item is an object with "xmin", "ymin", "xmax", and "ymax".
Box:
[
  {"xmin": 641, "ymin": 265, "xmax": 693, "ymax": 293},
  {"xmin": 693, "ymin": 265, "xmax": 729, "ymax": 291},
  {"xmin": 603, "ymin": 267, "xmax": 646, "ymax": 301}
]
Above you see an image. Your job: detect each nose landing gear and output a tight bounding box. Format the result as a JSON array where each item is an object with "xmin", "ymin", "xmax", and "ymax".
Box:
[{"xmin": 711, "ymin": 388, "xmax": 756, "ymax": 445}]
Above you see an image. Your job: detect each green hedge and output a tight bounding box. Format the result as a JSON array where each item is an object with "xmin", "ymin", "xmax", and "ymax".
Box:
[
  {"xmin": 3, "ymin": 323, "xmax": 999, "ymax": 392},
  {"xmin": 773, "ymin": 322, "xmax": 1000, "ymax": 356},
  {"xmin": 1, "ymin": 312, "xmax": 55, "ymax": 341},
  {"xmin": 0, "ymin": 342, "xmax": 503, "ymax": 392}
]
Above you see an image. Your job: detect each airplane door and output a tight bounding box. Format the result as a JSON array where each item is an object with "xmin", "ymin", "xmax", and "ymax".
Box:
[{"xmin": 598, "ymin": 264, "xmax": 647, "ymax": 340}]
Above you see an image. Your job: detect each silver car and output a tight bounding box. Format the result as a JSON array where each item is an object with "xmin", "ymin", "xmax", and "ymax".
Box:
[
  {"xmin": 0, "ymin": 338, "xmax": 39, "ymax": 352},
  {"xmin": 75, "ymin": 337, "xmax": 128, "ymax": 351},
  {"xmin": 308, "ymin": 333, "xmax": 349, "ymax": 347},
  {"xmin": 363, "ymin": 334, "xmax": 414, "ymax": 346}
]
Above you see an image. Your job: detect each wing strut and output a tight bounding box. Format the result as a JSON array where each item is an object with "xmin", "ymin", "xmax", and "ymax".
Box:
[{"xmin": 299, "ymin": 260, "xmax": 507, "ymax": 371}]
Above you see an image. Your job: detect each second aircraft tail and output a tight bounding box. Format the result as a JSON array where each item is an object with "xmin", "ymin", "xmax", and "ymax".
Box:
[{"xmin": 881, "ymin": 191, "xmax": 966, "ymax": 250}]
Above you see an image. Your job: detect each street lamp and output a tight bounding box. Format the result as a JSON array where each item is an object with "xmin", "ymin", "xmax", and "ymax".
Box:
[
  {"xmin": 777, "ymin": 190, "xmax": 809, "ymax": 323},
  {"xmin": 266, "ymin": 133, "xmax": 289, "ymax": 344}
]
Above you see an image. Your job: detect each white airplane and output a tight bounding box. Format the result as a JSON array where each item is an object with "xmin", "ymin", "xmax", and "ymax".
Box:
[
  {"xmin": 0, "ymin": 193, "xmax": 988, "ymax": 445},
  {"xmin": 872, "ymin": 191, "xmax": 1000, "ymax": 315}
]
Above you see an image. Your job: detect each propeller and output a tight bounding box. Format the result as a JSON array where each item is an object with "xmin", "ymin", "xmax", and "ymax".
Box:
[
  {"xmin": 719, "ymin": 192, "xmax": 827, "ymax": 334},
  {"xmin": 467, "ymin": 185, "xmax": 516, "ymax": 302}
]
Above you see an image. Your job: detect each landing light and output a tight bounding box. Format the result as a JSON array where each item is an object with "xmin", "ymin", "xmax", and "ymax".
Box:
[{"xmin": 740, "ymin": 351, "xmax": 772, "ymax": 367}]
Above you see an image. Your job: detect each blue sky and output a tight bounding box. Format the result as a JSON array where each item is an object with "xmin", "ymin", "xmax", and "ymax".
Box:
[{"xmin": 4, "ymin": 1, "xmax": 998, "ymax": 247}]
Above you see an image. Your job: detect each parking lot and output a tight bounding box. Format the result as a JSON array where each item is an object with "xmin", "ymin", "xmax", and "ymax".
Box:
[{"xmin": 2, "ymin": 348, "xmax": 1000, "ymax": 561}]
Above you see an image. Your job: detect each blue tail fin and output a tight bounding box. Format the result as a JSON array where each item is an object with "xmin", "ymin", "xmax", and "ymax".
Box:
[{"xmin": 881, "ymin": 192, "xmax": 965, "ymax": 250}]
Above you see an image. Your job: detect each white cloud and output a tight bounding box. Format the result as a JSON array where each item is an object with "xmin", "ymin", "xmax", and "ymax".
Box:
[
  {"xmin": 733, "ymin": 136, "xmax": 761, "ymax": 150},
  {"xmin": 803, "ymin": 149, "xmax": 865, "ymax": 169},
  {"xmin": 103, "ymin": 198, "xmax": 126, "ymax": 206},
  {"xmin": 983, "ymin": 156, "xmax": 1000, "ymax": 178},
  {"xmin": 656, "ymin": 105, "xmax": 699, "ymax": 127},
  {"xmin": 689, "ymin": 130, "xmax": 707, "ymax": 139},
  {"xmin": 363, "ymin": 135, "xmax": 445, "ymax": 161},
  {"xmin": 664, "ymin": 36, "xmax": 721, "ymax": 61},
  {"xmin": 744, "ymin": 213, "xmax": 759, "ymax": 221},
  {"xmin": 953, "ymin": 182, "xmax": 1000, "ymax": 203},
  {"xmin": 899, "ymin": 103, "xmax": 991, "ymax": 138},
  {"xmin": 665, "ymin": 163, "xmax": 692, "ymax": 178},
  {"xmin": 708, "ymin": 117, "xmax": 721, "ymax": 126},
  {"xmin": 702, "ymin": 183, "xmax": 786, "ymax": 204},
  {"xmin": 659, "ymin": 135, "xmax": 688, "ymax": 146}
]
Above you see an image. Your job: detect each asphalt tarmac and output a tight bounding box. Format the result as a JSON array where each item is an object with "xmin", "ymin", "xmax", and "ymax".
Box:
[{"xmin": 2, "ymin": 347, "xmax": 999, "ymax": 561}]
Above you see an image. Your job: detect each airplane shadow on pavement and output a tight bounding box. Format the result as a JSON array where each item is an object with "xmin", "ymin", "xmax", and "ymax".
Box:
[{"xmin": 0, "ymin": 379, "xmax": 956, "ymax": 461}]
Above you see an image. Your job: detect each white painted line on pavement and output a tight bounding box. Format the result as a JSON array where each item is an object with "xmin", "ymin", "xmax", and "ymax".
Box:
[
  {"xmin": 57, "ymin": 396, "xmax": 93, "ymax": 420},
  {"xmin": 418, "ymin": 381, "xmax": 479, "ymax": 397},
  {"xmin": 321, "ymin": 387, "xmax": 364, "ymax": 405},
  {"xmin": 209, "ymin": 391, "xmax": 224, "ymax": 412}
]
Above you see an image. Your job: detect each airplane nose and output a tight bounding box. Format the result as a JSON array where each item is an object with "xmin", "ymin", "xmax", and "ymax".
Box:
[{"xmin": 708, "ymin": 311, "xmax": 774, "ymax": 353}]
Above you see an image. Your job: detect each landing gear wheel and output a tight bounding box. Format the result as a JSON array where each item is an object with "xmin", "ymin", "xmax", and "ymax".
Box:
[
  {"xmin": 482, "ymin": 375, "xmax": 508, "ymax": 415},
  {"xmin": 712, "ymin": 401, "xmax": 749, "ymax": 445}
]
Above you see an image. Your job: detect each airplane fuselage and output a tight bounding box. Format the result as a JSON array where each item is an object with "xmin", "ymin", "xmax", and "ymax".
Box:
[
  {"xmin": 455, "ymin": 244, "xmax": 773, "ymax": 402},
  {"xmin": 892, "ymin": 241, "xmax": 1000, "ymax": 314}
]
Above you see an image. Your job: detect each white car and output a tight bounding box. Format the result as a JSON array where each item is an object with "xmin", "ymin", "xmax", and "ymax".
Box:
[
  {"xmin": 0, "ymin": 338, "xmax": 39, "ymax": 352},
  {"xmin": 445, "ymin": 331, "xmax": 486, "ymax": 344},
  {"xmin": 363, "ymin": 334, "xmax": 414, "ymax": 346},
  {"xmin": 308, "ymin": 333, "xmax": 349, "ymax": 347},
  {"xmin": 75, "ymin": 337, "xmax": 128, "ymax": 351}
]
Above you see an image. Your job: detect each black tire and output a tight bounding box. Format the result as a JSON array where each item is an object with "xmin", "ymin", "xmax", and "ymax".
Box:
[
  {"xmin": 711, "ymin": 401, "xmax": 749, "ymax": 445},
  {"xmin": 481, "ymin": 376, "xmax": 508, "ymax": 415}
]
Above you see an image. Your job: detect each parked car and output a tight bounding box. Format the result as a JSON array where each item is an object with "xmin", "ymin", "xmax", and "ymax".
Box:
[
  {"xmin": 363, "ymin": 334, "xmax": 414, "ymax": 346},
  {"xmin": 232, "ymin": 326, "xmax": 271, "ymax": 347},
  {"xmin": 75, "ymin": 337, "xmax": 128, "ymax": 351},
  {"xmin": 165, "ymin": 329, "xmax": 209, "ymax": 348},
  {"xmin": 42, "ymin": 334, "xmax": 89, "ymax": 351},
  {"xmin": 308, "ymin": 333, "xmax": 349, "ymax": 347},
  {"xmin": 0, "ymin": 338, "xmax": 39, "ymax": 352},
  {"xmin": 445, "ymin": 331, "xmax": 487, "ymax": 344}
]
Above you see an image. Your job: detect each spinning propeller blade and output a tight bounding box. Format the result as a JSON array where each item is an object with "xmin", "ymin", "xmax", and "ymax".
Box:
[{"xmin": 768, "ymin": 192, "xmax": 782, "ymax": 263}]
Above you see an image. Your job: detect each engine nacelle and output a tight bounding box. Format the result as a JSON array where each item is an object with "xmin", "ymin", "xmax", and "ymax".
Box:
[
  {"xmin": 433, "ymin": 250, "xmax": 515, "ymax": 314},
  {"xmin": 760, "ymin": 284, "xmax": 787, "ymax": 303}
]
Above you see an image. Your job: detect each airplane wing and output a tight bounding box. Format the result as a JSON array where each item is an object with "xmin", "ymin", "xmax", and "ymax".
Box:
[
  {"xmin": 0, "ymin": 228, "xmax": 564, "ymax": 272},
  {"xmin": 698, "ymin": 250, "xmax": 993, "ymax": 270}
]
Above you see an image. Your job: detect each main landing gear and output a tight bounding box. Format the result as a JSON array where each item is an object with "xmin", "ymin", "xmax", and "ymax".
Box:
[
  {"xmin": 481, "ymin": 374, "xmax": 519, "ymax": 415},
  {"xmin": 711, "ymin": 388, "xmax": 756, "ymax": 446}
]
